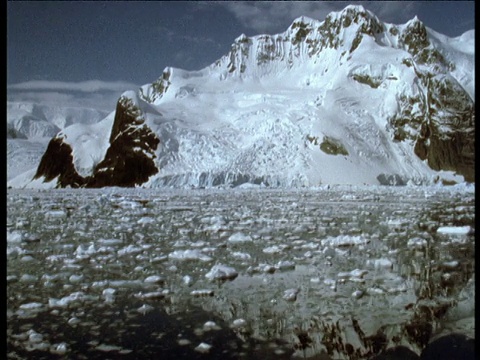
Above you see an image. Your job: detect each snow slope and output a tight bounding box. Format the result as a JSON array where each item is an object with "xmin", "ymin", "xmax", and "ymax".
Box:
[
  {"xmin": 7, "ymin": 102, "xmax": 110, "ymax": 182},
  {"xmin": 9, "ymin": 5, "xmax": 474, "ymax": 188}
]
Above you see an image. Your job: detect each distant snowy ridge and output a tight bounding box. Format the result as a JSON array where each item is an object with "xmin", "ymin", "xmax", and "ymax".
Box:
[
  {"xmin": 9, "ymin": 5, "xmax": 475, "ymax": 189},
  {"xmin": 7, "ymin": 101, "xmax": 110, "ymax": 139}
]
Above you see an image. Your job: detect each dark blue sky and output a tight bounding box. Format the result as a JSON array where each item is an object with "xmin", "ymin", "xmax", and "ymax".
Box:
[{"xmin": 7, "ymin": 1, "xmax": 475, "ymax": 109}]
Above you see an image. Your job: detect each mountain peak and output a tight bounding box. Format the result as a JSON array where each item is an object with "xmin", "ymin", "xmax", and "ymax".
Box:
[
  {"xmin": 13, "ymin": 4, "xmax": 475, "ymax": 189},
  {"xmin": 289, "ymin": 15, "xmax": 319, "ymax": 28}
]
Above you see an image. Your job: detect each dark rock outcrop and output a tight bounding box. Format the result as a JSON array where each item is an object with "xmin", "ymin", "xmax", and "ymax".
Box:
[
  {"xmin": 412, "ymin": 76, "xmax": 475, "ymax": 182},
  {"xmin": 86, "ymin": 96, "xmax": 160, "ymax": 187},
  {"xmin": 33, "ymin": 95, "xmax": 160, "ymax": 188},
  {"xmin": 33, "ymin": 136, "xmax": 86, "ymax": 188}
]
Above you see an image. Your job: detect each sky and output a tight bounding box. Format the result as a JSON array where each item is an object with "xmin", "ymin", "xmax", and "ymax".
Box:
[{"xmin": 7, "ymin": 1, "xmax": 475, "ymax": 111}]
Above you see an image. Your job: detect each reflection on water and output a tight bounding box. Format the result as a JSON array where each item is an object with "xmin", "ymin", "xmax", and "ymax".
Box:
[{"xmin": 7, "ymin": 186, "xmax": 475, "ymax": 359}]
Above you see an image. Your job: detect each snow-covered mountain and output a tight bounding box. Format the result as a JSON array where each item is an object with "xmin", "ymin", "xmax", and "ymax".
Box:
[{"xmin": 9, "ymin": 5, "xmax": 475, "ymax": 188}]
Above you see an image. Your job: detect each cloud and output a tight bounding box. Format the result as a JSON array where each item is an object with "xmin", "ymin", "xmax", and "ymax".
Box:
[
  {"xmin": 157, "ymin": 25, "xmax": 221, "ymax": 48},
  {"xmin": 7, "ymin": 80, "xmax": 140, "ymax": 93},
  {"xmin": 217, "ymin": 1, "xmax": 420, "ymax": 34},
  {"xmin": 7, "ymin": 80, "xmax": 141, "ymax": 111}
]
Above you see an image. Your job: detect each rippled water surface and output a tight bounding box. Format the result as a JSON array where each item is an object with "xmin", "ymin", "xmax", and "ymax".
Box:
[{"xmin": 7, "ymin": 186, "xmax": 475, "ymax": 359}]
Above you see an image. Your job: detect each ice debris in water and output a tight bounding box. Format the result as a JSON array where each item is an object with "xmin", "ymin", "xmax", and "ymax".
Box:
[
  {"xmin": 283, "ymin": 288, "xmax": 300, "ymax": 302},
  {"xmin": 190, "ymin": 289, "xmax": 215, "ymax": 297},
  {"xmin": 205, "ymin": 264, "xmax": 238, "ymax": 281},
  {"xmin": 407, "ymin": 237, "xmax": 428, "ymax": 248},
  {"xmin": 352, "ymin": 290, "xmax": 364, "ymax": 299},
  {"xmin": 95, "ymin": 343, "xmax": 124, "ymax": 352},
  {"xmin": 321, "ymin": 235, "xmax": 369, "ymax": 247},
  {"xmin": 275, "ymin": 260, "xmax": 295, "ymax": 270},
  {"xmin": 182, "ymin": 275, "xmax": 193, "ymax": 286},
  {"xmin": 48, "ymin": 292, "xmax": 98, "ymax": 308},
  {"xmin": 436, "ymin": 225, "xmax": 473, "ymax": 235},
  {"xmin": 203, "ymin": 321, "xmax": 220, "ymax": 331},
  {"xmin": 194, "ymin": 342, "xmax": 212, "ymax": 353},
  {"xmin": 137, "ymin": 304, "xmax": 155, "ymax": 315},
  {"xmin": 168, "ymin": 249, "xmax": 213, "ymax": 262},
  {"xmin": 337, "ymin": 269, "xmax": 368, "ymax": 282},
  {"xmin": 366, "ymin": 258, "xmax": 393, "ymax": 269},
  {"xmin": 262, "ymin": 245, "xmax": 283, "ymax": 254},
  {"xmin": 7, "ymin": 231, "xmax": 23, "ymax": 243},
  {"xmin": 144, "ymin": 275, "xmax": 165, "ymax": 284},
  {"xmin": 230, "ymin": 251, "xmax": 251, "ymax": 260},
  {"xmin": 227, "ymin": 232, "xmax": 252, "ymax": 243},
  {"xmin": 231, "ymin": 318, "xmax": 247, "ymax": 328}
]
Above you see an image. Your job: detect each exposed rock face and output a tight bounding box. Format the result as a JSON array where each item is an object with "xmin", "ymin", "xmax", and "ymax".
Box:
[
  {"xmin": 33, "ymin": 136, "xmax": 85, "ymax": 188},
  {"xmin": 33, "ymin": 96, "xmax": 160, "ymax": 188},
  {"xmin": 86, "ymin": 96, "xmax": 160, "ymax": 187}
]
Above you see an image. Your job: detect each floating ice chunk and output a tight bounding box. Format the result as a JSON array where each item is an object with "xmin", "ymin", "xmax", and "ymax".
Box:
[
  {"xmin": 7, "ymin": 231, "xmax": 23, "ymax": 243},
  {"xmin": 46, "ymin": 254, "xmax": 68, "ymax": 263},
  {"xmin": 7, "ymin": 275, "xmax": 18, "ymax": 283},
  {"xmin": 324, "ymin": 278, "xmax": 336, "ymax": 286},
  {"xmin": 442, "ymin": 261, "xmax": 460, "ymax": 270},
  {"xmin": 407, "ymin": 237, "xmax": 428, "ymax": 248},
  {"xmin": 338, "ymin": 269, "xmax": 368, "ymax": 282},
  {"xmin": 68, "ymin": 317, "xmax": 81, "ymax": 326},
  {"xmin": 231, "ymin": 318, "xmax": 247, "ymax": 328},
  {"xmin": 97, "ymin": 238, "xmax": 123, "ymax": 246},
  {"xmin": 95, "ymin": 344, "xmax": 124, "ymax": 352},
  {"xmin": 275, "ymin": 260, "xmax": 295, "ymax": 271},
  {"xmin": 366, "ymin": 287, "xmax": 385, "ymax": 295},
  {"xmin": 263, "ymin": 245, "xmax": 282, "ymax": 254},
  {"xmin": 19, "ymin": 302, "xmax": 43, "ymax": 310},
  {"xmin": 69, "ymin": 274, "xmax": 84, "ymax": 283},
  {"xmin": 386, "ymin": 219, "xmax": 407, "ymax": 230},
  {"xmin": 50, "ymin": 342, "xmax": 69, "ymax": 355},
  {"xmin": 7, "ymin": 245, "xmax": 28, "ymax": 257},
  {"xmin": 228, "ymin": 232, "xmax": 252, "ymax": 244},
  {"xmin": 91, "ymin": 280, "xmax": 109, "ymax": 288},
  {"xmin": 203, "ymin": 321, "xmax": 220, "ymax": 331},
  {"xmin": 190, "ymin": 289, "xmax": 214, "ymax": 297},
  {"xmin": 230, "ymin": 251, "xmax": 251, "ymax": 260},
  {"xmin": 20, "ymin": 255, "xmax": 35, "ymax": 262},
  {"xmin": 205, "ymin": 264, "xmax": 238, "ymax": 281},
  {"xmin": 137, "ymin": 217, "xmax": 155, "ymax": 225},
  {"xmin": 144, "ymin": 275, "xmax": 165, "ymax": 284},
  {"xmin": 300, "ymin": 242, "xmax": 319, "ymax": 250},
  {"xmin": 321, "ymin": 235, "xmax": 369, "ymax": 247},
  {"xmin": 195, "ymin": 342, "xmax": 212, "ymax": 353},
  {"xmin": 102, "ymin": 288, "xmax": 116, "ymax": 303},
  {"xmin": 28, "ymin": 330, "xmax": 44, "ymax": 343},
  {"xmin": 48, "ymin": 291, "xmax": 97, "ymax": 308},
  {"xmin": 437, "ymin": 226, "xmax": 473, "ymax": 235},
  {"xmin": 117, "ymin": 200, "xmax": 141, "ymax": 209},
  {"xmin": 117, "ymin": 245, "xmax": 143, "ymax": 256},
  {"xmin": 283, "ymin": 288, "xmax": 300, "ymax": 302},
  {"xmin": 20, "ymin": 274, "xmax": 38, "ymax": 283},
  {"xmin": 352, "ymin": 290, "xmax": 364, "ymax": 299},
  {"xmin": 168, "ymin": 249, "xmax": 213, "ymax": 262},
  {"xmin": 366, "ymin": 258, "xmax": 393, "ymax": 269},
  {"xmin": 45, "ymin": 210, "xmax": 67, "ymax": 218},
  {"xmin": 261, "ymin": 264, "xmax": 276, "ymax": 273},
  {"xmin": 74, "ymin": 243, "xmax": 96, "ymax": 257},
  {"xmin": 137, "ymin": 304, "xmax": 155, "ymax": 315}
]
